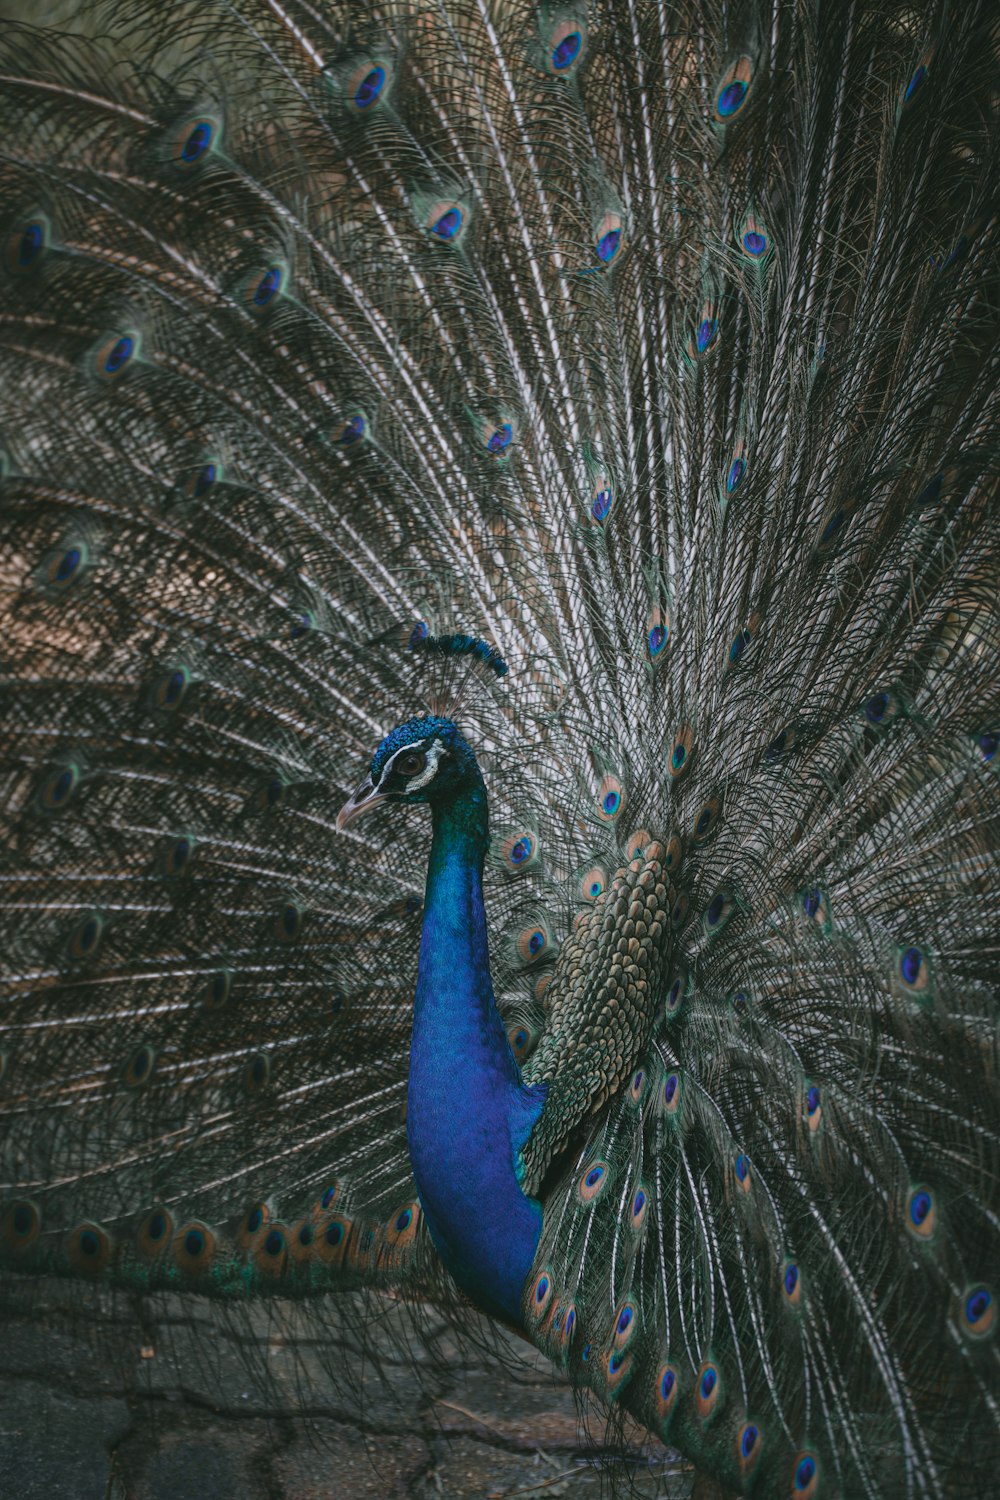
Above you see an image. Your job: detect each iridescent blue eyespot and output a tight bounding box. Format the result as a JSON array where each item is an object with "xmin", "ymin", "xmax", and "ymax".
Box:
[
  {"xmin": 801, "ymin": 888, "xmax": 821, "ymax": 918},
  {"xmin": 735, "ymin": 1153, "xmax": 750, "ymax": 1182},
  {"xmin": 528, "ymin": 929, "xmax": 544, "ymax": 954},
  {"xmin": 900, "ymin": 946, "xmax": 923, "ymax": 985},
  {"xmin": 193, "ymin": 462, "xmax": 216, "ymax": 497},
  {"xmin": 104, "ymin": 336, "xmax": 134, "ymax": 375},
  {"xmin": 355, "ymin": 65, "xmax": 386, "ymax": 108},
  {"xmin": 592, "ymin": 487, "xmax": 612, "ymax": 521},
  {"xmin": 297, "ymin": 1223, "xmax": 314, "ymax": 1247},
  {"xmin": 321, "ymin": 1185, "xmax": 338, "ymax": 1210},
  {"xmin": 431, "ymin": 206, "xmax": 463, "ymax": 240},
  {"xmin": 180, "ymin": 120, "xmax": 213, "ymax": 163},
  {"xmin": 535, "ymin": 1274, "xmax": 549, "ymax": 1303},
  {"xmin": 552, "ymin": 31, "xmax": 582, "ymax": 70},
  {"xmin": 486, "ymin": 423, "xmax": 513, "ymax": 454},
  {"xmin": 979, "ymin": 733, "xmax": 998, "ymax": 761},
  {"xmin": 807, "ymin": 1085, "xmax": 820, "ymax": 1115},
  {"xmin": 718, "ymin": 80, "xmax": 747, "ymax": 116},
  {"xmin": 252, "ymin": 266, "xmax": 282, "ymax": 306},
  {"xmin": 784, "ymin": 1264, "xmax": 799, "ymax": 1295},
  {"xmin": 701, "ymin": 1367, "xmax": 716, "ymax": 1397},
  {"xmin": 727, "ymin": 457, "xmax": 745, "ymax": 492},
  {"xmin": 632, "ymin": 1189, "xmax": 645, "ymax": 1218},
  {"xmin": 602, "ymin": 790, "xmax": 620, "ymax": 815},
  {"xmin": 185, "ymin": 1228, "xmax": 205, "ymax": 1257},
  {"xmin": 741, "ymin": 1424, "xmax": 759, "ymax": 1458},
  {"xmin": 510, "ymin": 838, "xmax": 531, "ymax": 864},
  {"xmin": 696, "ymin": 318, "xmax": 717, "ymax": 352},
  {"xmin": 325, "ymin": 1220, "xmax": 344, "ymax": 1247},
  {"xmin": 395, "ymin": 1208, "xmax": 412, "ymax": 1233},
  {"xmin": 586, "ymin": 1167, "xmax": 603, "ymax": 1188},
  {"xmin": 664, "ymin": 1074, "xmax": 678, "ymax": 1104},
  {"xmin": 596, "ymin": 228, "xmax": 621, "ymax": 263},
  {"xmin": 794, "ymin": 1454, "xmax": 817, "ymax": 1493},
  {"xmin": 609, "ymin": 1350, "xmax": 625, "ymax": 1373},
  {"xmin": 910, "ymin": 1191, "xmax": 931, "ymax": 1226},
  {"xmin": 17, "ymin": 220, "xmax": 46, "ymax": 267},
  {"xmin": 263, "ymin": 1228, "xmax": 284, "ymax": 1256},
  {"xmin": 706, "ymin": 894, "xmax": 725, "ymax": 926},
  {"xmin": 336, "ymin": 415, "xmax": 366, "ymax": 445},
  {"xmin": 963, "ymin": 1285, "xmax": 994, "ymax": 1335},
  {"xmin": 742, "ymin": 231, "xmax": 766, "ymax": 256},
  {"xmin": 648, "ymin": 623, "xmax": 667, "ymax": 655},
  {"xmin": 672, "ymin": 744, "xmax": 686, "ymax": 769},
  {"xmin": 865, "ymin": 692, "xmax": 889, "ymax": 723},
  {"xmin": 661, "ymin": 1369, "xmax": 675, "ymax": 1398},
  {"xmin": 617, "ymin": 1306, "xmax": 633, "ymax": 1335}
]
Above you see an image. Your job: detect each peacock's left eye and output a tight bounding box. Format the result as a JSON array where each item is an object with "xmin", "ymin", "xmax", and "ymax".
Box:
[{"xmin": 396, "ymin": 750, "xmax": 427, "ymax": 778}]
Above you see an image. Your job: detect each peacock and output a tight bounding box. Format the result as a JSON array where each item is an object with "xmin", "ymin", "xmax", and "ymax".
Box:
[{"xmin": 1, "ymin": 0, "xmax": 998, "ymax": 1494}]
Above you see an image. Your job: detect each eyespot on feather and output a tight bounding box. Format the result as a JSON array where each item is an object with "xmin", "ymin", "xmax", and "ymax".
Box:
[
  {"xmin": 315, "ymin": 1214, "xmax": 351, "ymax": 1266},
  {"xmin": 662, "ymin": 834, "xmax": 683, "ymax": 875},
  {"xmin": 594, "ymin": 211, "xmax": 623, "ymax": 267},
  {"xmin": 895, "ymin": 944, "xmax": 931, "ymax": 1000},
  {"xmin": 67, "ymin": 1221, "xmax": 113, "ymax": 1275},
  {"xmin": 173, "ymin": 1221, "xmax": 217, "ymax": 1274},
  {"xmin": 5, "ymin": 210, "xmax": 51, "ymax": 273},
  {"xmin": 695, "ymin": 1360, "xmax": 722, "ymax": 1421},
  {"xmin": 384, "ymin": 1201, "xmax": 421, "ymax": 1250},
  {"xmin": 667, "ymin": 726, "xmax": 695, "ymax": 780},
  {"xmin": 516, "ymin": 920, "xmax": 551, "ymax": 964},
  {"xmin": 798, "ymin": 887, "xmax": 831, "ymax": 931},
  {"xmin": 737, "ymin": 213, "xmax": 770, "ymax": 261},
  {"xmin": 135, "ymin": 1206, "xmax": 173, "ymax": 1260},
  {"xmin": 959, "ymin": 1284, "xmax": 994, "ymax": 1340},
  {"xmin": 661, "ymin": 1071, "xmax": 683, "ymax": 1116},
  {"xmin": 527, "ymin": 1266, "xmax": 554, "ymax": 1321},
  {"xmin": 425, "ymin": 199, "xmax": 466, "ymax": 243},
  {"xmin": 624, "ymin": 830, "xmax": 653, "ymax": 863},
  {"xmin": 544, "ymin": 16, "xmax": 587, "ymax": 75},
  {"xmin": 237, "ymin": 1201, "xmax": 273, "ymax": 1250},
  {"xmin": 122, "ymin": 1043, "xmax": 157, "ymax": 1090},
  {"xmin": 736, "ymin": 1421, "xmax": 762, "ymax": 1477},
  {"xmin": 500, "ymin": 831, "xmax": 538, "ymax": 872},
  {"xmin": 580, "ymin": 864, "xmax": 608, "ymax": 902},
  {"xmin": 664, "ymin": 972, "xmax": 687, "ymax": 1018},
  {"xmin": 243, "ymin": 1051, "xmax": 271, "ymax": 1094},
  {"xmin": 655, "ymin": 1363, "xmax": 681, "ymax": 1425},
  {"xmin": 2, "ymin": 1200, "xmax": 41, "ymax": 1255},
  {"xmin": 692, "ymin": 795, "xmax": 722, "ymax": 844},
  {"xmin": 67, "ymin": 912, "xmax": 105, "ymax": 964},
  {"xmin": 629, "ymin": 1068, "xmax": 647, "ymax": 1105},
  {"xmin": 93, "ymin": 329, "xmax": 140, "ymax": 381},
  {"xmin": 714, "ymin": 56, "xmax": 753, "ymax": 122},
  {"xmin": 595, "ymin": 774, "xmax": 624, "ymax": 823},
  {"xmin": 905, "ymin": 1186, "xmax": 937, "ymax": 1240},
  {"xmin": 37, "ymin": 761, "xmax": 81, "ymax": 812},
  {"xmin": 734, "ymin": 1152, "xmax": 752, "ymax": 1194},
  {"xmin": 578, "ymin": 1161, "xmax": 610, "ymax": 1203},
  {"xmin": 44, "ymin": 541, "xmax": 89, "ymax": 593},
  {"xmin": 629, "ymin": 1185, "xmax": 648, "ymax": 1232},
  {"xmin": 243, "ymin": 263, "xmax": 287, "ymax": 311},
  {"xmin": 792, "ymin": 1451, "xmax": 820, "ymax": 1499},
  {"xmin": 150, "ymin": 666, "xmax": 192, "ymax": 712},
  {"xmin": 804, "ymin": 1083, "xmax": 823, "ymax": 1133},
  {"xmin": 201, "ymin": 968, "xmax": 233, "ymax": 1011},
  {"xmin": 508, "ymin": 1023, "xmax": 537, "ymax": 1062},
  {"xmin": 645, "ymin": 604, "xmax": 670, "ymax": 661},
  {"xmin": 589, "ymin": 473, "xmax": 615, "ymax": 526},
  {"xmin": 725, "ymin": 440, "xmax": 747, "ymax": 496},
  {"xmin": 703, "ymin": 889, "xmax": 735, "ymax": 936},
  {"xmin": 861, "ymin": 689, "xmax": 901, "ymax": 728},
  {"xmin": 171, "ymin": 113, "xmax": 222, "ymax": 168},
  {"xmin": 782, "ymin": 1260, "xmax": 802, "ymax": 1308},
  {"xmin": 274, "ymin": 898, "xmax": 304, "ymax": 942},
  {"xmin": 251, "ymin": 1221, "xmax": 290, "ymax": 1276},
  {"xmin": 687, "ymin": 303, "xmax": 719, "ymax": 359}
]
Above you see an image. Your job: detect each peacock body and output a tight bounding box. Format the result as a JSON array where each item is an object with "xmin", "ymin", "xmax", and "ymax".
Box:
[{"xmin": 1, "ymin": 1, "xmax": 998, "ymax": 1495}]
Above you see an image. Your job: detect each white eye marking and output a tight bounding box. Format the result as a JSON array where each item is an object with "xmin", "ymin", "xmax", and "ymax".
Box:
[{"xmin": 405, "ymin": 738, "xmax": 448, "ymax": 792}]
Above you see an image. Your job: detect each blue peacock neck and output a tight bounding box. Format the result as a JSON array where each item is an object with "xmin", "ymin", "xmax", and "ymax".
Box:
[{"xmin": 406, "ymin": 769, "xmax": 546, "ymax": 1327}]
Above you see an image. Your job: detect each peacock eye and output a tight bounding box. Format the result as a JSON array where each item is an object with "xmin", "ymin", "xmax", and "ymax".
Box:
[{"xmin": 396, "ymin": 750, "xmax": 427, "ymax": 778}]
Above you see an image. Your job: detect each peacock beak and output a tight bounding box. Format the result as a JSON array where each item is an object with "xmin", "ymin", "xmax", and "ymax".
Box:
[{"xmin": 336, "ymin": 774, "xmax": 387, "ymax": 831}]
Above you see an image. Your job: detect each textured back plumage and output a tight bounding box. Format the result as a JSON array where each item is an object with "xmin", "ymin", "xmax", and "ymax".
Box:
[{"xmin": 1, "ymin": 1, "xmax": 998, "ymax": 1494}]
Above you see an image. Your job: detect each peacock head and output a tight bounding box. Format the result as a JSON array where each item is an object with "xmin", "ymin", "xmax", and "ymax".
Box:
[{"xmin": 336, "ymin": 716, "xmax": 481, "ymax": 829}]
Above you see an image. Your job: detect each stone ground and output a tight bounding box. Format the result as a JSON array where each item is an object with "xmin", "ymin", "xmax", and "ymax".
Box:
[{"xmin": 0, "ymin": 1280, "xmax": 730, "ymax": 1499}]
